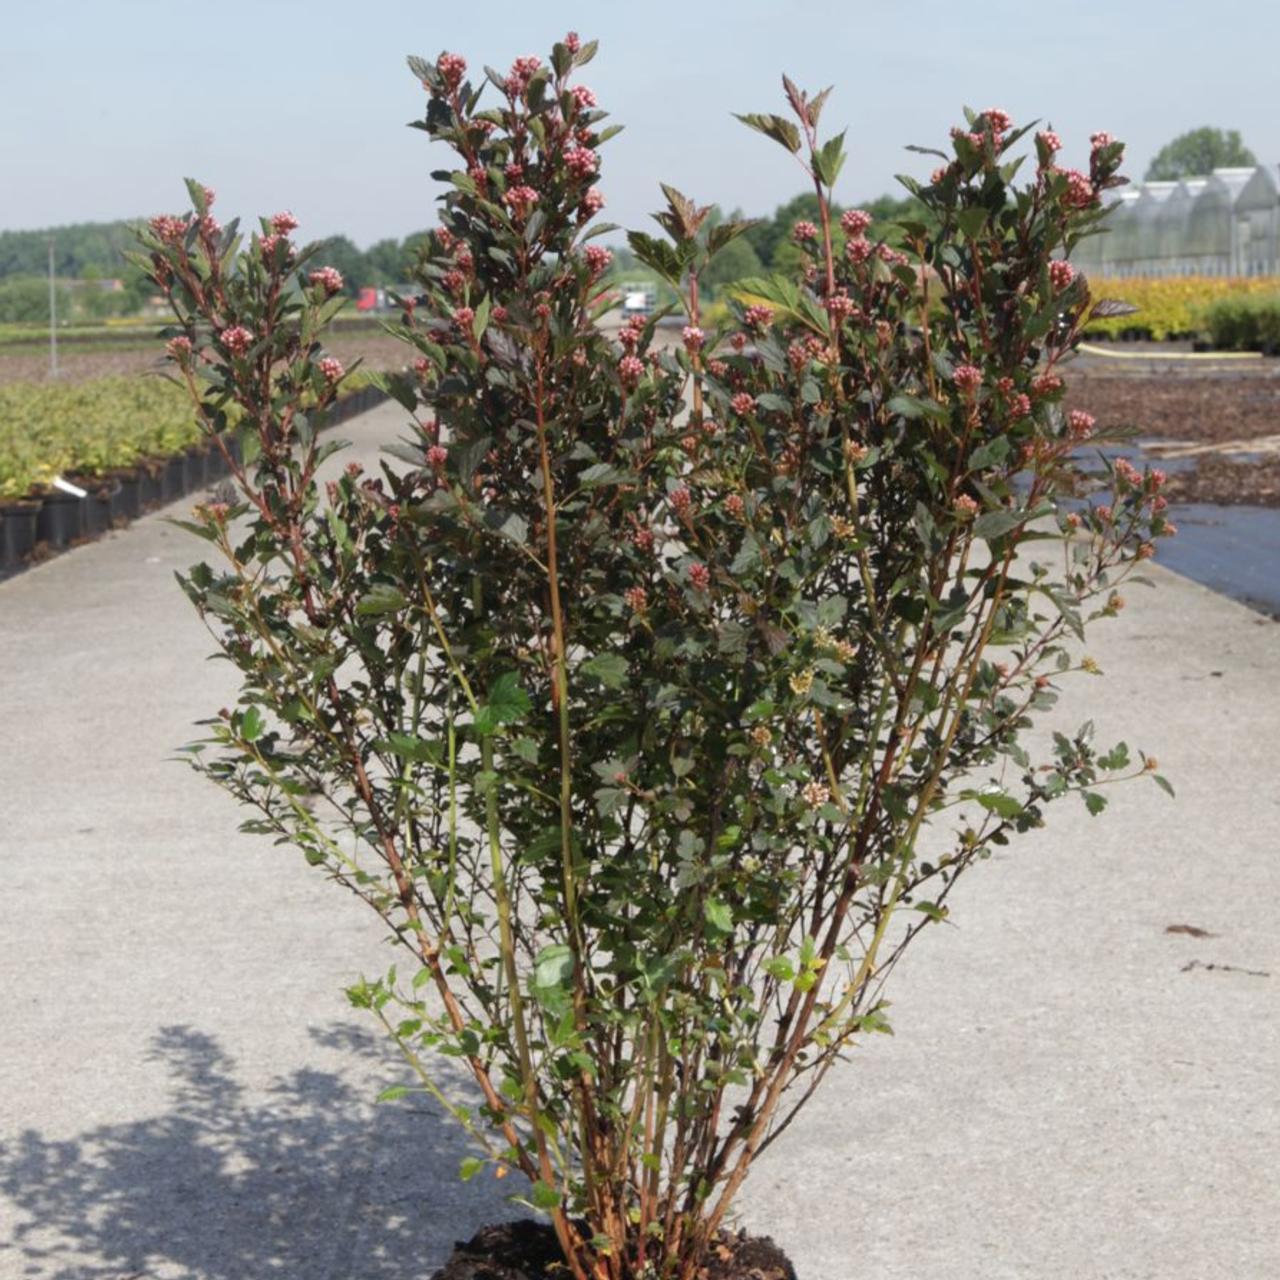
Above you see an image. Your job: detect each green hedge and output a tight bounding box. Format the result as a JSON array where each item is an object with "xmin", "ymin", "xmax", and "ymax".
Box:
[{"xmin": 1200, "ymin": 293, "xmax": 1280, "ymax": 352}]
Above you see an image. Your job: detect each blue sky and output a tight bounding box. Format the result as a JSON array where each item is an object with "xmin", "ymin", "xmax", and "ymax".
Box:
[{"xmin": 3, "ymin": 0, "xmax": 1277, "ymax": 245}]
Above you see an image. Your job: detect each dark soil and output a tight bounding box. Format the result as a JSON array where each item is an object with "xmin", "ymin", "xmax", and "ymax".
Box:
[
  {"xmin": 1066, "ymin": 369, "xmax": 1280, "ymax": 506},
  {"xmin": 1066, "ymin": 369, "xmax": 1280, "ymax": 445},
  {"xmin": 1162, "ymin": 455, "xmax": 1280, "ymax": 507},
  {"xmin": 429, "ymin": 1221, "xmax": 797, "ymax": 1280}
]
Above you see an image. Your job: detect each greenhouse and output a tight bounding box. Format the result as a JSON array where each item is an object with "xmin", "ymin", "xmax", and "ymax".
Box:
[{"xmin": 1074, "ymin": 163, "xmax": 1280, "ymax": 277}]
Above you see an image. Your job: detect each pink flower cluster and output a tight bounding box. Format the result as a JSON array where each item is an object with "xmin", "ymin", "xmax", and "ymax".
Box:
[
  {"xmin": 453, "ymin": 306, "xmax": 475, "ymax": 332},
  {"xmin": 571, "ymin": 85, "xmax": 597, "ymax": 110},
  {"xmin": 731, "ymin": 392, "xmax": 755, "ymax": 416},
  {"xmin": 1033, "ymin": 372, "xmax": 1064, "ymax": 397},
  {"xmin": 743, "ymin": 304, "xmax": 773, "ymax": 331},
  {"xmin": 1090, "ymin": 131, "xmax": 1115, "ymax": 150},
  {"xmin": 846, "ymin": 237, "xmax": 873, "ymax": 264},
  {"xmin": 827, "ymin": 292, "xmax": 855, "ymax": 322},
  {"xmin": 505, "ymin": 55, "xmax": 542, "ymax": 96},
  {"xmin": 584, "ymin": 244, "xmax": 612, "ymax": 277},
  {"xmin": 564, "ymin": 31, "xmax": 580, "ymax": 54},
  {"xmin": 953, "ymin": 364, "xmax": 983, "ymax": 393},
  {"xmin": 259, "ymin": 234, "xmax": 283, "ymax": 258},
  {"xmin": 840, "ymin": 208, "xmax": 872, "ymax": 236},
  {"xmin": 982, "ymin": 107, "xmax": 1012, "ymax": 133},
  {"xmin": 618, "ymin": 354, "xmax": 645, "ymax": 387},
  {"xmin": 165, "ymin": 335, "xmax": 193, "ymax": 361},
  {"xmin": 801, "ymin": 780, "xmax": 830, "ymax": 808},
  {"xmin": 1009, "ymin": 393, "xmax": 1032, "ymax": 419},
  {"xmin": 504, "ymin": 185, "xmax": 539, "ymax": 216},
  {"xmin": 437, "ymin": 51, "xmax": 467, "ymax": 91},
  {"xmin": 687, "ymin": 562, "xmax": 710, "ymax": 591},
  {"xmin": 1049, "ymin": 260, "xmax": 1075, "ymax": 290},
  {"xmin": 682, "ymin": 325, "xmax": 704, "ymax": 353},
  {"xmin": 309, "ymin": 266, "xmax": 344, "ymax": 295},
  {"xmin": 1067, "ymin": 409, "xmax": 1095, "ymax": 440},
  {"xmin": 221, "ymin": 326, "xmax": 254, "ymax": 356},
  {"xmin": 619, "ymin": 313, "xmax": 646, "ymax": 350},
  {"xmin": 724, "ymin": 493, "xmax": 745, "ymax": 518},
  {"xmin": 1058, "ymin": 168, "xmax": 1096, "ymax": 208},
  {"xmin": 271, "ymin": 211, "xmax": 299, "ymax": 235},
  {"xmin": 318, "ymin": 356, "xmax": 344, "ymax": 384},
  {"xmin": 150, "ymin": 214, "xmax": 188, "ymax": 244},
  {"xmin": 669, "ymin": 486, "xmax": 692, "ymax": 518},
  {"xmin": 1114, "ymin": 457, "xmax": 1142, "ymax": 487},
  {"xmin": 953, "ymin": 493, "xmax": 980, "ymax": 517},
  {"xmin": 1038, "ymin": 130, "xmax": 1063, "ymax": 154},
  {"xmin": 579, "ymin": 187, "xmax": 605, "ymax": 219},
  {"xmin": 792, "ymin": 220, "xmax": 818, "ymax": 243},
  {"xmin": 564, "ymin": 147, "xmax": 599, "ymax": 179},
  {"xmin": 427, "ymin": 445, "xmax": 449, "ymax": 470},
  {"xmin": 624, "ymin": 586, "xmax": 647, "ymax": 613}
]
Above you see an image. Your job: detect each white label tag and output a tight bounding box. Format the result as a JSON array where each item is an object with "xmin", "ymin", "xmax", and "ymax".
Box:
[{"xmin": 52, "ymin": 476, "xmax": 88, "ymax": 499}]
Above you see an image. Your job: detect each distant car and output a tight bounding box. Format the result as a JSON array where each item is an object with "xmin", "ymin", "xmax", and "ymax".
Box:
[{"xmin": 621, "ymin": 283, "xmax": 657, "ymax": 318}]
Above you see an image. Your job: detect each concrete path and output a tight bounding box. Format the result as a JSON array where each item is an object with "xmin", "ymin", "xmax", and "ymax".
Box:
[{"xmin": 1, "ymin": 401, "xmax": 1277, "ymax": 1279}]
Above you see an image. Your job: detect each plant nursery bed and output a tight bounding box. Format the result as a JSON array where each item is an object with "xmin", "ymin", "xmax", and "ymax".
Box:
[{"xmin": 430, "ymin": 1222, "xmax": 795, "ymax": 1280}]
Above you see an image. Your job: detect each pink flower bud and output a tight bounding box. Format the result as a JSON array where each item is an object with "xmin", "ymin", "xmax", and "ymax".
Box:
[
  {"xmin": 743, "ymin": 304, "xmax": 773, "ymax": 331},
  {"xmin": 982, "ymin": 107, "xmax": 1012, "ymax": 133},
  {"xmin": 271, "ymin": 211, "xmax": 299, "ymax": 235},
  {"xmin": 953, "ymin": 494, "xmax": 980, "ymax": 518},
  {"xmin": 1067, "ymin": 409, "xmax": 1095, "ymax": 441},
  {"xmin": 953, "ymin": 364, "xmax": 983, "ymax": 394},
  {"xmin": 564, "ymin": 31, "xmax": 580, "ymax": 54},
  {"xmin": 309, "ymin": 266, "xmax": 344, "ymax": 295},
  {"xmin": 688, "ymin": 562, "xmax": 710, "ymax": 591},
  {"xmin": 840, "ymin": 209, "xmax": 872, "ymax": 236},
  {"xmin": 318, "ymin": 356, "xmax": 344, "ymax": 384},
  {"xmin": 437, "ymin": 51, "xmax": 467, "ymax": 91},
  {"xmin": 221, "ymin": 326, "xmax": 254, "ymax": 356},
  {"xmin": 584, "ymin": 244, "xmax": 613, "ymax": 278},
  {"xmin": 166, "ymin": 335, "xmax": 193, "ymax": 361},
  {"xmin": 792, "ymin": 220, "xmax": 819, "ymax": 243},
  {"xmin": 1049, "ymin": 260, "xmax": 1075, "ymax": 290},
  {"xmin": 572, "ymin": 85, "xmax": 597, "ymax": 110},
  {"xmin": 731, "ymin": 392, "xmax": 755, "ymax": 416},
  {"xmin": 618, "ymin": 354, "xmax": 645, "ymax": 387},
  {"xmin": 682, "ymin": 325, "xmax": 704, "ymax": 353}
]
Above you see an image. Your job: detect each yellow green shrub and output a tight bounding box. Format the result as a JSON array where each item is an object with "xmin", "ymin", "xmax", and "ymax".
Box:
[{"xmin": 1081, "ymin": 274, "xmax": 1280, "ymax": 341}]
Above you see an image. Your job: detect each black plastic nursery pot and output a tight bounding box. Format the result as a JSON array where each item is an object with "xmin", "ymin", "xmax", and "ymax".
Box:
[
  {"xmin": 161, "ymin": 454, "xmax": 186, "ymax": 504},
  {"xmin": 34, "ymin": 490, "xmax": 86, "ymax": 549},
  {"xmin": 183, "ymin": 445, "xmax": 208, "ymax": 493},
  {"xmin": 79, "ymin": 479, "xmax": 121, "ymax": 539},
  {"xmin": 0, "ymin": 501, "xmax": 40, "ymax": 569},
  {"xmin": 137, "ymin": 461, "xmax": 164, "ymax": 511},
  {"xmin": 109, "ymin": 469, "xmax": 142, "ymax": 522}
]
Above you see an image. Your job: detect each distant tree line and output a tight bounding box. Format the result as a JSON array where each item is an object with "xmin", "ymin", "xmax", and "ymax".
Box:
[{"xmin": 0, "ymin": 192, "xmax": 925, "ymax": 322}]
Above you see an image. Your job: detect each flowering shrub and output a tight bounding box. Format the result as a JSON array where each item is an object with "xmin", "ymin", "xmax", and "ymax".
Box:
[{"xmin": 144, "ymin": 41, "xmax": 1172, "ymax": 1280}]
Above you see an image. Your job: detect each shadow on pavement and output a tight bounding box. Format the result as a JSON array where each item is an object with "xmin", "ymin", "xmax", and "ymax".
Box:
[{"xmin": 0, "ymin": 1023, "xmax": 502, "ymax": 1279}]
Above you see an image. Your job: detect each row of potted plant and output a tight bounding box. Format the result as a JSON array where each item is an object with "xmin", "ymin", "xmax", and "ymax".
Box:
[{"xmin": 0, "ymin": 372, "xmax": 383, "ymax": 572}]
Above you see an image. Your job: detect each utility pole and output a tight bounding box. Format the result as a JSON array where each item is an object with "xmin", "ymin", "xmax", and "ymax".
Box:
[{"xmin": 48, "ymin": 235, "xmax": 58, "ymax": 379}]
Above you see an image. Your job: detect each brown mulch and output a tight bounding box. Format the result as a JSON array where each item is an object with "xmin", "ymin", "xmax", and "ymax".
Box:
[
  {"xmin": 1066, "ymin": 370, "xmax": 1280, "ymax": 445},
  {"xmin": 429, "ymin": 1222, "xmax": 796, "ymax": 1280},
  {"xmin": 1067, "ymin": 369, "xmax": 1280, "ymax": 507},
  {"xmin": 1161, "ymin": 455, "xmax": 1280, "ymax": 507}
]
